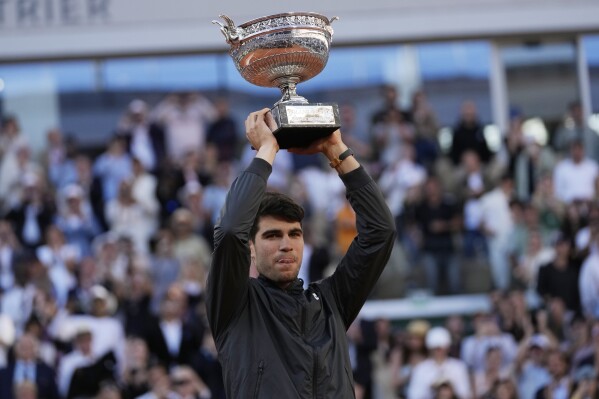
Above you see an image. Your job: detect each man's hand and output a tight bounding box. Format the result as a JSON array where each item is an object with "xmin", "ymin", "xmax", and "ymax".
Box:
[
  {"xmin": 245, "ymin": 108, "xmax": 278, "ymax": 150},
  {"xmin": 245, "ymin": 108, "xmax": 279, "ymax": 164},
  {"xmin": 289, "ymin": 130, "xmax": 359, "ymax": 175}
]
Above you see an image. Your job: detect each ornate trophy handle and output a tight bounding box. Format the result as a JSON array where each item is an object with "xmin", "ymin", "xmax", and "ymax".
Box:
[
  {"xmin": 212, "ymin": 14, "xmax": 242, "ymax": 44},
  {"xmin": 326, "ymin": 16, "xmax": 339, "ymax": 38}
]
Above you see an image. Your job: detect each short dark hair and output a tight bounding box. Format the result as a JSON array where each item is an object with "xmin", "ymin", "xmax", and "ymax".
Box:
[{"xmin": 250, "ymin": 192, "xmax": 304, "ymax": 241}]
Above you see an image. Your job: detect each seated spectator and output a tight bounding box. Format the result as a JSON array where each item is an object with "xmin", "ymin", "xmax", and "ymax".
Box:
[
  {"xmin": 389, "ymin": 319, "xmax": 430, "ymax": 397},
  {"xmin": 0, "ymin": 333, "xmax": 59, "ymax": 399},
  {"xmin": 121, "ymin": 337, "xmax": 152, "ymax": 399},
  {"xmin": 534, "ymin": 349, "xmax": 572, "ymax": 399},
  {"xmin": 54, "ymin": 184, "xmax": 101, "ymax": 257},
  {"xmin": 142, "ymin": 286, "xmax": 203, "ymax": 370},
  {"xmin": 57, "ymin": 326, "xmax": 97, "ymax": 398},
  {"xmin": 460, "ymin": 312, "xmax": 518, "ymax": 373},
  {"xmin": 472, "ymin": 346, "xmax": 514, "ymax": 398},
  {"xmin": 169, "ymin": 365, "xmax": 211, "ymax": 399},
  {"xmin": 407, "ymin": 327, "xmax": 472, "ymax": 399},
  {"xmin": 514, "ymin": 334, "xmax": 552, "ymax": 399}
]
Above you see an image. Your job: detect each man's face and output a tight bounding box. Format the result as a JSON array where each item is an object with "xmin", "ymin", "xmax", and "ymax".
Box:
[{"xmin": 251, "ymin": 215, "xmax": 304, "ymax": 288}]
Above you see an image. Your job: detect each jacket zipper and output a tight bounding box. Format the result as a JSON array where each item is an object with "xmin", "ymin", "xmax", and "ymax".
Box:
[
  {"xmin": 253, "ymin": 360, "xmax": 264, "ymax": 399},
  {"xmin": 312, "ymin": 348, "xmax": 318, "ymax": 399}
]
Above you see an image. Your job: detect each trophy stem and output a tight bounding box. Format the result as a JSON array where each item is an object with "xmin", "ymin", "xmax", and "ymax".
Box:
[{"xmin": 276, "ymin": 79, "xmax": 309, "ymax": 105}]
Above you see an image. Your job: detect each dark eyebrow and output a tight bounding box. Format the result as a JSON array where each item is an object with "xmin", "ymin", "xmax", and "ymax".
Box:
[{"xmin": 261, "ymin": 227, "xmax": 303, "ymax": 237}]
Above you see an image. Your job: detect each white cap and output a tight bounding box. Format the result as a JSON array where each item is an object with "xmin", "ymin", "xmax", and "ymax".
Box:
[{"xmin": 426, "ymin": 326, "xmax": 451, "ymax": 349}]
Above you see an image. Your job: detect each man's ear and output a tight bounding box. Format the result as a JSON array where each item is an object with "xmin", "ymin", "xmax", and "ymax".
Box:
[{"xmin": 249, "ymin": 241, "xmax": 256, "ymax": 259}]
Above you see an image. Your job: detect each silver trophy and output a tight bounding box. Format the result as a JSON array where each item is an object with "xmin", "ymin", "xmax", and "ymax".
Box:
[{"xmin": 213, "ymin": 12, "xmax": 341, "ymax": 149}]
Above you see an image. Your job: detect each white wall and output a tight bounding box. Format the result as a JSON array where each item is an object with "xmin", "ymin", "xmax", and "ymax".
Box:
[{"xmin": 0, "ymin": 0, "xmax": 598, "ymax": 60}]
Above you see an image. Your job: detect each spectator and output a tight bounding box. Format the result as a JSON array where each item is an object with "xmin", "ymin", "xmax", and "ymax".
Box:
[
  {"xmin": 0, "ymin": 333, "xmax": 59, "ymax": 399},
  {"xmin": 153, "ymin": 92, "xmax": 217, "ymax": 161},
  {"xmin": 479, "ymin": 174, "xmax": 515, "ymax": 291},
  {"xmin": 461, "ymin": 312, "xmax": 518, "ymax": 373},
  {"xmin": 57, "ymin": 326, "xmax": 96, "ymax": 398},
  {"xmin": 515, "ymin": 334, "xmax": 552, "ymax": 399},
  {"xmin": 536, "ymin": 235, "xmax": 581, "ymax": 314},
  {"xmin": 449, "ymin": 101, "xmax": 492, "ymax": 166},
  {"xmin": 5, "ymin": 175, "xmax": 55, "ymax": 250},
  {"xmin": 0, "ymin": 116, "xmax": 30, "ymax": 213},
  {"xmin": 170, "ymin": 208, "xmax": 212, "ymax": 269},
  {"xmin": 206, "ymin": 98, "xmax": 239, "ymax": 163},
  {"xmin": 472, "ymin": 346, "xmax": 514, "ymax": 398},
  {"xmin": 378, "ymin": 144, "xmax": 427, "ymax": 235},
  {"xmin": 121, "ymin": 337, "xmax": 151, "ymax": 399},
  {"xmin": 169, "ymin": 365, "xmax": 211, "ymax": 399},
  {"xmin": 92, "ymin": 136, "xmax": 133, "ymax": 204},
  {"xmin": 407, "ymin": 326, "xmax": 472, "ymax": 399},
  {"xmin": 579, "ymin": 234, "xmax": 599, "ymax": 319},
  {"xmin": 54, "ymin": 184, "xmax": 101, "ymax": 257},
  {"xmin": 459, "ymin": 151, "xmax": 489, "ymax": 258},
  {"xmin": 148, "ymin": 229, "xmax": 181, "ymax": 314},
  {"xmin": 0, "ymin": 252, "xmax": 41, "ymax": 334},
  {"xmin": 371, "ymin": 84, "xmax": 411, "ymax": 125},
  {"xmin": 142, "ymin": 286, "xmax": 203, "ymax": 370},
  {"xmin": 414, "ymin": 176, "xmax": 461, "ymax": 295},
  {"xmin": 105, "ymin": 179, "xmax": 154, "ymax": 254},
  {"xmin": 553, "ymin": 139, "xmax": 598, "ymax": 204},
  {"xmin": 389, "ymin": 319, "xmax": 430, "ymax": 397},
  {"xmin": 372, "ymin": 107, "xmax": 415, "ymax": 169},
  {"xmin": 135, "ymin": 362, "xmax": 176, "ymax": 399},
  {"xmin": 553, "ymin": 101, "xmax": 594, "ymax": 156},
  {"xmin": 411, "ymin": 90, "xmax": 440, "ymax": 170},
  {"xmin": 0, "ymin": 220, "xmax": 20, "ymax": 291},
  {"xmin": 534, "ymin": 349, "xmax": 572, "ymax": 399},
  {"xmin": 118, "ymin": 99, "xmax": 167, "ymax": 175}
]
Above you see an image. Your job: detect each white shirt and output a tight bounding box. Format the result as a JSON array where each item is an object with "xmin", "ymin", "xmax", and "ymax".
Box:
[
  {"xmin": 131, "ymin": 125, "xmax": 156, "ymax": 171},
  {"xmin": 58, "ymin": 350, "xmax": 95, "ymax": 397},
  {"xmin": 0, "ymin": 245, "xmax": 14, "ymax": 290},
  {"xmin": 579, "ymin": 251, "xmax": 599, "ymax": 318},
  {"xmin": 160, "ymin": 320, "xmax": 183, "ymax": 356},
  {"xmin": 378, "ymin": 159, "xmax": 427, "ymax": 217},
  {"xmin": 407, "ymin": 357, "xmax": 472, "ymax": 399},
  {"xmin": 479, "ymin": 188, "xmax": 513, "ymax": 238},
  {"xmin": 553, "ymin": 158, "xmax": 598, "ymax": 203}
]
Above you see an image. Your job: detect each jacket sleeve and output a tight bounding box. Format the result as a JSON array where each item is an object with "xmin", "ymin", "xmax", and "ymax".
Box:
[
  {"xmin": 323, "ymin": 166, "xmax": 396, "ymax": 329},
  {"xmin": 206, "ymin": 158, "xmax": 271, "ymax": 338}
]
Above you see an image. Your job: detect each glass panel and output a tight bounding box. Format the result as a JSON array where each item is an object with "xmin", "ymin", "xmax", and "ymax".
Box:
[
  {"xmin": 500, "ymin": 40, "xmax": 579, "ymax": 150},
  {"xmin": 584, "ymin": 35, "xmax": 599, "ymax": 114},
  {"xmin": 417, "ymin": 41, "xmax": 492, "ymax": 127},
  {"xmin": 102, "ymin": 55, "xmax": 221, "ymax": 90}
]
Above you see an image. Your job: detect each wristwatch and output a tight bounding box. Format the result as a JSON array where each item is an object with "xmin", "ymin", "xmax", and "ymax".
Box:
[{"xmin": 329, "ymin": 148, "xmax": 354, "ymax": 169}]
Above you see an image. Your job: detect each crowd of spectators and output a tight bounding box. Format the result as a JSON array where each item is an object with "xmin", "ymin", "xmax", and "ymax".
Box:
[{"xmin": 0, "ymin": 85, "xmax": 597, "ymax": 399}]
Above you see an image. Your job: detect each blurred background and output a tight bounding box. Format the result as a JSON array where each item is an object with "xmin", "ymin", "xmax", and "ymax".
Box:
[{"xmin": 1, "ymin": 1, "xmax": 599, "ymax": 399}]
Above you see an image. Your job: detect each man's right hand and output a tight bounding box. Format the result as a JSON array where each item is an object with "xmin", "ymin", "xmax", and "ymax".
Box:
[
  {"xmin": 245, "ymin": 108, "xmax": 279, "ymax": 165},
  {"xmin": 245, "ymin": 109, "xmax": 278, "ymax": 150}
]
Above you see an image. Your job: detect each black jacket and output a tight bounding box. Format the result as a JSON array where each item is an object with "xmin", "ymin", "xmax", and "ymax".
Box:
[{"xmin": 206, "ymin": 158, "xmax": 395, "ymax": 398}]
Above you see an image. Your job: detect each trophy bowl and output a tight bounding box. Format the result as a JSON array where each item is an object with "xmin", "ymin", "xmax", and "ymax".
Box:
[{"xmin": 214, "ymin": 12, "xmax": 341, "ymax": 149}]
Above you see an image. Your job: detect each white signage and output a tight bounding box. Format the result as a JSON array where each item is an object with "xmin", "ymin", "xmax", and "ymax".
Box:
[{"xmin": 0, "ymin": 0, "xmax": 598, "ymax": 60}]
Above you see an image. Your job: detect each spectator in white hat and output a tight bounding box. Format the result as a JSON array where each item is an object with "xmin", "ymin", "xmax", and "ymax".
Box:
[{"xmin": 407, "ymin": 326, "xmax": 471, "ymax": 399}]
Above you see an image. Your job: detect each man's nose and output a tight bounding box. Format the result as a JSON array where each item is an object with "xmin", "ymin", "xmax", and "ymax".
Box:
[{"xmin": 280, "ymin": 235, "xmax": 293, "ymax": 251}]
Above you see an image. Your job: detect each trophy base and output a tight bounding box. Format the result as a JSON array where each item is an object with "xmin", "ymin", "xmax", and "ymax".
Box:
[{"xmin": 271, "ymin": 102, "xmax": 341, "ymax": 149}]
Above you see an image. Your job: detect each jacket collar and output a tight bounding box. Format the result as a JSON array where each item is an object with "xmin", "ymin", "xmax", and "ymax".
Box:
[{"xmin": 258, "ymin": 275, "xmax": 304, "ymax": 295}]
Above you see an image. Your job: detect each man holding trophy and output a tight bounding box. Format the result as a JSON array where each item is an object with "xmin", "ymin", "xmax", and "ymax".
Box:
[{"xmin": 206, "ymin": 12, "xmax": 396, "ymax": 398}]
